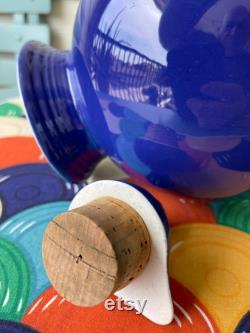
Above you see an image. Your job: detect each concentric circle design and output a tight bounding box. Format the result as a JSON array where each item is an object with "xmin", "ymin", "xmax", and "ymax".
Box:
[
  {"xmin": 0, "ymin": 164, "xmax": 82, "ymax": 222},
  {"xmin": 0, "ymin": 237, "xmax": 30, "ymax": 321},
  {"xmin": 170, "ymin": 224, "xmax": 250, "ymax": 333},
  {"xmin": 0, "ymin": 202, "xmax": 70, "ymax": 305}
]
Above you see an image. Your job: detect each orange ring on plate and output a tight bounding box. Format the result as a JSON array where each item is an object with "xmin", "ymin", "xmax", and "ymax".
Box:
[
  {"xmin": 0, "ymin": 137, "xmax": 46, "ymax": 168},
  {"xmin": 22, "ymin": 279, "xmax": 219, "ymax": 333},
  {"xmin": 129, "ymin": 178, "xmax": 216, "ymax": 226}
]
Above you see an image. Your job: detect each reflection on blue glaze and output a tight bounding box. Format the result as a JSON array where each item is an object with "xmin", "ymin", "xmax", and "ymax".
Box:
[
  {"xmin": 19, "ymin": 0, "xmax": 250, "ymax": 197},
  {"xmin": 0, "ymin": 202, "xmax": 70, "ymax": 305}
]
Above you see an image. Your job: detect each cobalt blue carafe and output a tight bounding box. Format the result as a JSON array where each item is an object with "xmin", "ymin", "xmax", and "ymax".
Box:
[{"xmin": 18, "ymin": 0, "xmax": 250, "ymax": 198}]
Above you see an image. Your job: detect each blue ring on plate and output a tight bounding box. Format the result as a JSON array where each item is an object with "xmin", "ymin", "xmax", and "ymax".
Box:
[
  {"xmin": 0, "ymin": 320, "xmax": 40, "ymax": 333},
  {"xmin": 0, "ymin": 164, "xmax": 82, "ymax": 221},
  {"xmin": 0, "ymin": 201, "xmax": 70, "ymax": 305}
]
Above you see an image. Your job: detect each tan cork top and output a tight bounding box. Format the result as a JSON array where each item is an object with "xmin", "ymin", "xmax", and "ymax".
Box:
[{"xmin": 42, "ymin": 196, "xmax": 151, "ymax": 307}]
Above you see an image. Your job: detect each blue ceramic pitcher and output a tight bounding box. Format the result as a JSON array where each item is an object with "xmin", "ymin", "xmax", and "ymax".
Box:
[{"xmin": 18, "ymin": 0, "xmax": 250, "ymax": 198}]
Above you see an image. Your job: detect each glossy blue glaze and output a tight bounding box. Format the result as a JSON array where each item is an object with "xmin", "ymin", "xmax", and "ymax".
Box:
[{"xmin": 18, "ymin": 0, "xmax": 250, "ymax": 197}]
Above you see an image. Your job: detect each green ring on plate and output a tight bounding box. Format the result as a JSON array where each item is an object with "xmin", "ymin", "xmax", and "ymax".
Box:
[
  {"xmin": 0, "ymin": 237, "xmax": 31, "ymax": 321},
  {"xmin": 216, "ymin": 199, "xmax": 250, "ymax": 234},
  {"xmin": 0, "ymin": 103, "xmax": 23, "ymax": 117}
]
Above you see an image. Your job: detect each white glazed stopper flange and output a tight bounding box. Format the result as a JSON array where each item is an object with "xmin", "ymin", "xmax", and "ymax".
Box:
[{"xmin": 42, "ymin": 180, "xmax": 173, "ymax": 325}]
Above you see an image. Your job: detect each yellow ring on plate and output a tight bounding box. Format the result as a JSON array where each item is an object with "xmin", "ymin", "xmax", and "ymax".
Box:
[{"xmin": 169, "ymin": 224, "xmax": 250, "ymax": 333}]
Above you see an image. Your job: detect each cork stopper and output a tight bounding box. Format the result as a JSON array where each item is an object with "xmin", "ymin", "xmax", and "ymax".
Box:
[{"xmin": 42, "ymin": 196, "xmax": 151, "ymax": 307}]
